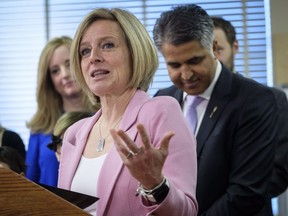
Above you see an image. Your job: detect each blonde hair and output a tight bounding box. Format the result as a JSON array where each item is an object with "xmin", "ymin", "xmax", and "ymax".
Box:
[
  {"xmin": 27, "ymin": 36, "xmax": 95, "ymax": 134},
  {"xmin": 53, "ymin": 112, "xmax": 93, "ymax": 137},
  {"xmin": 70, "ymin": 8, "xmax": 159, "ymax": 104}
]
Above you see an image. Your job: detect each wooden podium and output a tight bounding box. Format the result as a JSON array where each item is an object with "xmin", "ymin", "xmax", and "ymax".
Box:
[{"xmin": 0, "ymin": 167, "xmax": 90, "ymax": 215}]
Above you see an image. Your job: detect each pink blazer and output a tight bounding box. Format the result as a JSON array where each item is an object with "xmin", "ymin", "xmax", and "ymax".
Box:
[{"xmin": 58, "ymin": 90, "xmax": 198, "ymax": 216}]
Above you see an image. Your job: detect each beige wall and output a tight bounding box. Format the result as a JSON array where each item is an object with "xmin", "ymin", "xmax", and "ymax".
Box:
[
  {"xmin": 271, "ymin": 0, "xmax": 288, "ymax": 86},
  {"xmin": 271, "ymin": 3, "xmax": 288, "ymax": 215}
]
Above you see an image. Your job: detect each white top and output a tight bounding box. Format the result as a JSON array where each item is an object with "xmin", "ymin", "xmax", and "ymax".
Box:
[
  {"xmin": 183, "ymin": 60, "xmax": 222, "ymax": 135},
  {"xmin": 71, "ymin": 154, "xmax": 107, "ymax": 215}
]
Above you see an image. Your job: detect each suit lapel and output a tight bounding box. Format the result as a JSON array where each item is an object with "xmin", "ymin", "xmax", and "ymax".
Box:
[
  {"xmin": 65, "ymin": 112, "xmax": 101, "ymax": 189},
  {"xmin": 172, "ymin": 87, "xmax": 184, "ymax": 106},
  {"xmin": 196, "ymin": 68, "xmax": 232, "ymax": 155},
  {"xmin": 96, "ymin": 90, "xmax": 150, "ymax": 215}
]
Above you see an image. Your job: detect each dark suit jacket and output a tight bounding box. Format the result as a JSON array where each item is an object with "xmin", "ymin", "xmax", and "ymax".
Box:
[
  {"xmin": 154, "ymin": 66, "xmax": 278, "ymax": 216},
  {"xmin": 269, "ymin": 87, "xmax": 288, "ymax": 197}
]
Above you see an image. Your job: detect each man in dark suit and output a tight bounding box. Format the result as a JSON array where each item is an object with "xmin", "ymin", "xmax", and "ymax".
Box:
[
  {"xmin": 212, "ymin": 15, "xmax": 288, "ymax": 202},
  {"xmin": 153, "ymin": 4, "xmax": 278, "ymax": 215}
]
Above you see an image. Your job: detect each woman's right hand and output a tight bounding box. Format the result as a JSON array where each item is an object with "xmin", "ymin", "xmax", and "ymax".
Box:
[{"xmin": 110, "ymin": 123, "xmax": 175, "ymax": 189}]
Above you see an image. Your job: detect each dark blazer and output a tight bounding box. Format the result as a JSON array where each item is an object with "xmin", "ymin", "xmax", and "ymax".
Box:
[
  {"xmin": 154, "ymin": 66, "xmax": 278, "ymax": 216},
  {"xmin": 255, "ymin": 87, "xmax": 288, "ymax": 216},
  {"xmin": 269, "ymin": 87, "xmax": 288, "ymax": 197}
]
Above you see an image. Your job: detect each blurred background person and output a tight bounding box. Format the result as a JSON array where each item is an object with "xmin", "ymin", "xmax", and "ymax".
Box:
[
  {"xmin": 58, "ymin": 8, "xmax": 198, "ymax": 216},
  {"xmin": 0, "ymin": 124, "xmax": 26, "ymax": 159},
  {"xmin": 47, "ymin": 111, "xmax": 94, "ymax": 162},
  {"xmin": 212, "ymin": 16, "xmax": 288, "ymax": 211},
  {"xmin": 26, "ymin": 36, "xmax": 96, "ymax": 187},
  {"xmin": 212, "ymin": 17, "xmax": 239, "ymax": 73},
  {"xmin": 0, "ymin": 146, "xmax": 26, "ymax": 175}
]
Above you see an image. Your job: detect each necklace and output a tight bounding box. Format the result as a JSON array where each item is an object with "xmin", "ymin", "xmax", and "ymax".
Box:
[{"xmin": 97, "ymin": 117, "xmax": 122, "ymax": 152}]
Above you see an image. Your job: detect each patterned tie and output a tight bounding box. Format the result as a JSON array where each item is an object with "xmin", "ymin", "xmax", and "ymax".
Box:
[{"xmin": 185, "ymin": 96, "xmax": 204, "ymax": 133}]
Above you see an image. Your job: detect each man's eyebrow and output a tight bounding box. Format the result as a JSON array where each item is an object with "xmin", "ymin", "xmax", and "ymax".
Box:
[
  {"xmin": 166, "ymin": 55, "xmax": 205, "ymax": 65},
  {"xmin": 166, "ymin": 61, "xmax": 180, "ymax": 65},
  {"xmin": 167, "ymin": 60, "xmax": 177, "ymax": 64},
  {"xmin": 186, "ymin": 55, "xmax": 205, "ymax": 61}
]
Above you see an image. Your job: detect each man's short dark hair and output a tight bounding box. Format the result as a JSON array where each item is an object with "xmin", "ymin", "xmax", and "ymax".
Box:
[
  {"xmin": 211, "ymin": 16, "xmax": 237, "ymax": 47},
  {"xmin": 153, "ymin": 4, "xmax": 214, "ymax": 51}
]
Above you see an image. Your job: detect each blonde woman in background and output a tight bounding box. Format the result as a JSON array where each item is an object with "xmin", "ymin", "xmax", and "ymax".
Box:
[{"xmin": 26, "ymin": 36, "xmax": 96, "ymax": 187}]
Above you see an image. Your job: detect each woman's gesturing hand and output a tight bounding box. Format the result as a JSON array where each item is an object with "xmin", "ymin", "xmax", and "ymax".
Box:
[{"xmin": 110, "ymin": 123, "xmax": 175, "ymax": 189}]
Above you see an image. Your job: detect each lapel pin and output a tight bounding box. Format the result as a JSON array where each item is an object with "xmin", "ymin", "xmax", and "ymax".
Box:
[{"xmin": 209, "ymin": 106, "xmax": 218, "ymax": 118}]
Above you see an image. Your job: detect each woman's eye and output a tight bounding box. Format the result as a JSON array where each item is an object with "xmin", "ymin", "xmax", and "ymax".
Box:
[
  {"xmin": 80, "ymin": 48, "xmax": 90, "ymax": 56},
  {"xmin": 102, "ymin": 43, "xmax": 114, "ymax": 49},
  {"xmin": 50, "ymin": 68, "xmax": 59, "ymax": 75}
]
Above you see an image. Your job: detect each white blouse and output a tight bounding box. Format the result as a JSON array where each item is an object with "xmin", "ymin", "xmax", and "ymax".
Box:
[{"xmin": 71, "ymin": 154, "xmax": 107, "ymax": 215}]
